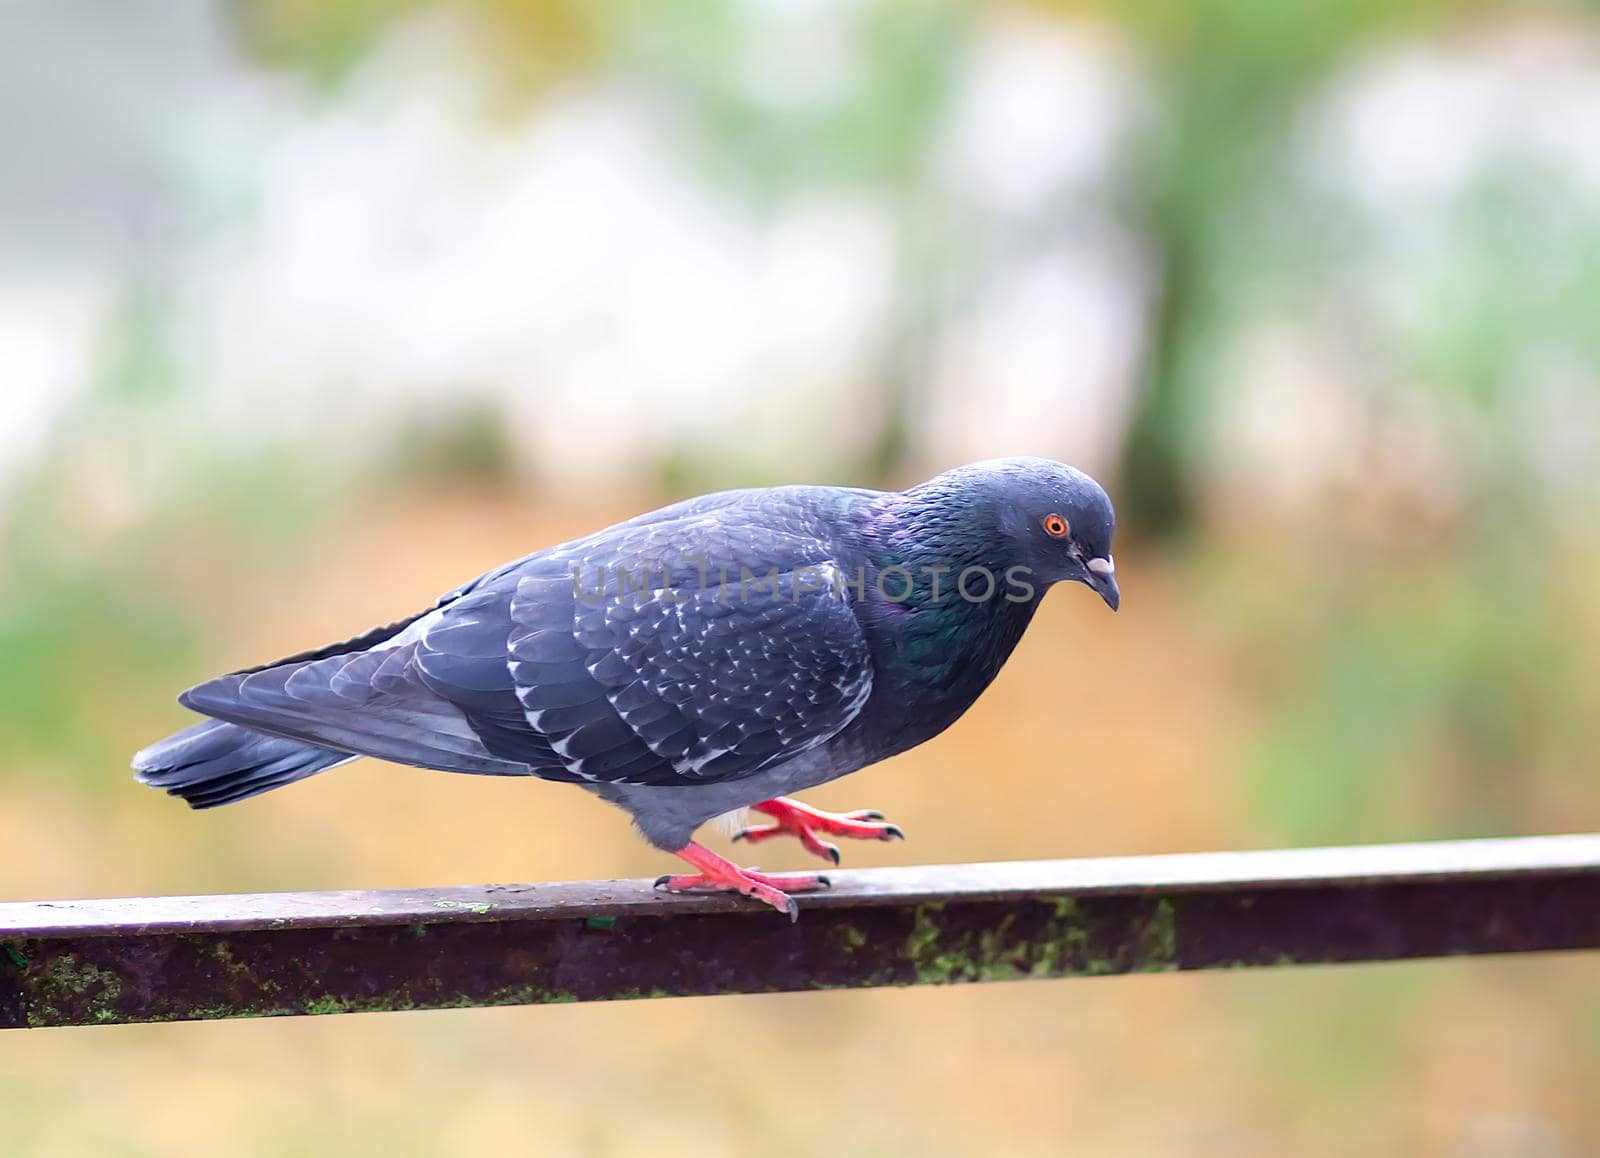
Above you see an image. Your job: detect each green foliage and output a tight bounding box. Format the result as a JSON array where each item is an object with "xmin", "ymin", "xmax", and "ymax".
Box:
[
  {"xmin": 0, "ymin": 332, "xmax": 343, "ymax": 794},
  {"xmin": 0, "ymin": 546, "xmax": 195, "ymax": 785},
  {"xmin": 234, "ymin": 0, "xmax": 430, "ymax": 89},
  {"xmin": 235, "ymin": 0, "xmax": 617, "ymax": 98},
  {"xmin": 0, "ymin": 443, "xmax": 344, "ymax": 796},
  {"xmin": 1113, "ymin": 0, "xmax": 1478, "ymax": 535},
  {"xmin": 383, "ymin": 403, "xmax": 517, "ymax": 487},
  {"xmin": 1241, "ymin": 563, "xmax": 1587, "ymax": 843},
  {"xmin": 640, "ymin": 1, "xmax": 971, "ymax": 200}
]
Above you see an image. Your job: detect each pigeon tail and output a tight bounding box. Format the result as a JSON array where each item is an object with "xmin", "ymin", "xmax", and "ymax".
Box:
[{"xmin": 133, "ymin": 717, "xmax": 354, "ymax": 809}]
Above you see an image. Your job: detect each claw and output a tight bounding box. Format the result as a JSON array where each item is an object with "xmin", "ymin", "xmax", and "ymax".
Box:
[
  {"xmin": 654, "ymin": 841, "xmax": 828, "ymax": 919},
  {"xmin": 740, "ymin": 797, "xmax": 907, "ymax": 864}
]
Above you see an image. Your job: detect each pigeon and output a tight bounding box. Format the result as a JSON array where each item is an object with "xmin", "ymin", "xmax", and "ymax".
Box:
[{"xmin": 134, "ymin": 457, "xmax": 1119, "ymax": 919}]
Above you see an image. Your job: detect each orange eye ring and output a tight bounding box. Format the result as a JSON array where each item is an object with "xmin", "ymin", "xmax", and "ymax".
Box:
[{"xmin": 1042, "ymin": 514, "xmax": 1069, "ymax": 538}]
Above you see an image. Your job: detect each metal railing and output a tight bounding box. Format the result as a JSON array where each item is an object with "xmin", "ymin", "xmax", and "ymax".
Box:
[{"xmin": 4, "ymin": 833, "xmax": 1598, "ymax": 1029}]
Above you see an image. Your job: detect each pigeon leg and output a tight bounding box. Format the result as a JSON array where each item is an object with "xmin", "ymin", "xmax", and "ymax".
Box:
[
  {"xmin": 654, "ymin": 841, "xmax": 830, "ymax": 922},
  {"xmin": 732, "ymin": 797, "xmax": 905, "ymax": 865}
]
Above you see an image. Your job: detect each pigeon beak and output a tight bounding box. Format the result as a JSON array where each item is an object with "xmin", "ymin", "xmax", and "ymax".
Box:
[{"xmin": 1086, "ymin": 556, "xmax": 1119, "ymax": 612}]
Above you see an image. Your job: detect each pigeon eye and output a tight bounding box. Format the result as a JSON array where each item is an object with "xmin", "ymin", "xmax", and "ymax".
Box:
[{"xmin": 1042, "ymin": 514, "xmax": 1069, "ymax": 538}]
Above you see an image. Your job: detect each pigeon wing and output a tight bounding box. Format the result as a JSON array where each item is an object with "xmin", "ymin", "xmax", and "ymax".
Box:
[
  {"xmin": 180, "ymin": 495, "xmax": 874, "ymax": 787},
  {"xmin": 501, "ymin": 545, "xmax": 873, "ymax": 787}
]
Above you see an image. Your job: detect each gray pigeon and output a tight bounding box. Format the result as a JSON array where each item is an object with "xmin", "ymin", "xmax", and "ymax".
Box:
[{"xmin": 135, "ymin": 457, "xmax": 1119, "ymax": 919}]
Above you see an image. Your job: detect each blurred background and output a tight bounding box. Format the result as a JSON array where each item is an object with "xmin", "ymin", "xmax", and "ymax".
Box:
[{"xmin": 2, "ymin": 0, "xmax": 1599, "ymax": 1154}]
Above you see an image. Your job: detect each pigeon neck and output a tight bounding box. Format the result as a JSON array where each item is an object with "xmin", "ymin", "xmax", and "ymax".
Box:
[
  {"xmin": 852, "ymin": 489, "xmax": 1044, "ymax": 700},
  {"xmin": 863, "ymin": 486, "xmax": 1009, "ymax": 577}
]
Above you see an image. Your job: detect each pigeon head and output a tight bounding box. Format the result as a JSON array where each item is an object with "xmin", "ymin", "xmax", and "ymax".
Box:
[{"xmin": 906, "ymin": 457, "xmax": 1120, "ymax": 611}]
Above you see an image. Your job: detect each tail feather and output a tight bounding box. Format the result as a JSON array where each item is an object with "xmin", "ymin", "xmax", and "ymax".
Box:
[{"xmin": 133, "ymin": 718, "xmax": 353, "ymax": 809}]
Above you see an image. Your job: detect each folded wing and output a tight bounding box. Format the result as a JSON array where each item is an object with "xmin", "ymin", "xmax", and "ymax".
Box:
[{"xmin": 180, "ymin": 499, "xmax": 874, "ymax": 788}]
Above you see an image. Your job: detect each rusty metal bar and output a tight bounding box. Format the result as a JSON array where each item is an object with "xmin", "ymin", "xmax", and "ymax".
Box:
[{"xmin": 4, "ymin": 833, "xmax": 1598, "ymax": 1029}]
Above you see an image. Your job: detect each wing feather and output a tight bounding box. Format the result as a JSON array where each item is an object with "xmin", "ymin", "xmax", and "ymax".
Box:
[{"xmin": 178, "ymin": 489, "xmax": 875, "ymax": 790}]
